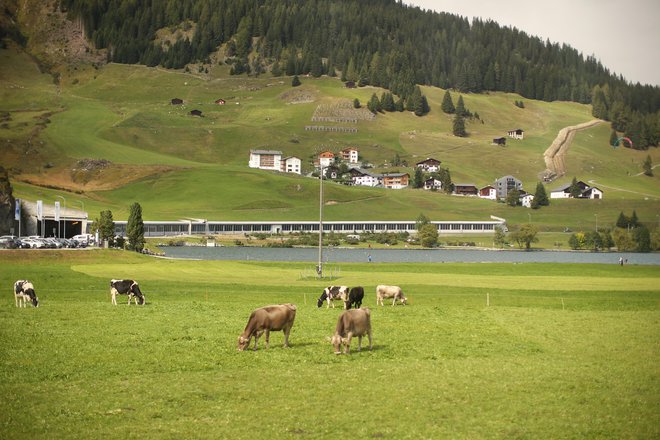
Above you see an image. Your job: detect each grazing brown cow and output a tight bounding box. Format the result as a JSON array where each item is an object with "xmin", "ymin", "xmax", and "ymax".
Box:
[
  {"xmin": 331, "ymin": 308, "xmax": 372, "ymax": 354},
  {"xmin": 237, "ymin": 304, "xmax": 297, "ymax": 351},
  {"xmin": 376, "ymin": 285, "xmax": 407, "ymax": 306}
]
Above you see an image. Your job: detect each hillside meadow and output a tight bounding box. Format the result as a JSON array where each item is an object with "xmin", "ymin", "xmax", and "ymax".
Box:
[
  {"xmin": 2, "ymin": 47, "xmax": 659, "ymax": 234},
  {"xmin": 1, "ymin": 250, "xmax": 658, "ymax": 439}
]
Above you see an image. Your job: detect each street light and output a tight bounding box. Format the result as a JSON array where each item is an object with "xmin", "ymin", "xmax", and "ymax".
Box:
[
  {"xmin": 76, "ymin": 200, "xmax": 86, "ymax": 235},
  {"xmin": 57, "ymin": 195, "xmax": 66, "ymax": 238}
]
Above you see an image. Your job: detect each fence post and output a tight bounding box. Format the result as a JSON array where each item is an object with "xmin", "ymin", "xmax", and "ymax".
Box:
[{"xmin": 487, "ymin": 292, "xmax": 490, "ymax": 307}]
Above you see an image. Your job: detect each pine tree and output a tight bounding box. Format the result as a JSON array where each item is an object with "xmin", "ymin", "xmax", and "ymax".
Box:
[
  {"xmin": 643, "ymin": 155, "xmax": 653, "ymax": 176},
  {"xmin": 413, "ymin": 167, "xmax": 424, "ymax": 188},
  {"xmin": 126, "ymin": 203, "xmax": 145, "ymax": 252},
  {"xmin": 441, "ymin": 90, "xmax": 455, "ymax": 114},
  {"xmin": 616, "ymin": 212, "xmax": 629, "ymax": 229},
  {"xmin": 533, "ymin": 182, "xmax": 549, "ymax": 206},
  {"xmin": 630, "ymin": 210, "xmax": 639, "ymax": 228},
  {"xmin": 98, "ymin": 210, "xmax": 115, "ymax": 245},
  {"xmin": 292, "ymin": 75, "xmax": 301, "ymax": 87},
  {"xmin": 452, "ymin": 114, "xmax": 466, "ymax": 137},
  {"xmin": 569, "ymin": 177, "xmax": 582, "ymax": 198},
  {"xmin": 609, "ymin": 129, "xmax": 619, "ymax": 147},
  {"xmin": 456, "ymin": 95, "xmax": 466, "ymax": 116}
]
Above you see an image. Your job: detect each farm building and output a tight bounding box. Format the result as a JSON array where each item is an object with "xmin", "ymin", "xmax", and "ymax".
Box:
[
  {"xmin": 214, "ymin": 98, "xmax": 226, "ymax": 105},
  {"xmin": 171, "ymin": 98, "xmax": 183, "ymax": 105},
  {"xmin": 507, "ymin": 129, "xmax": 524, "ymax": 139},
  {"xmin": 453, "ymin": 184, "xmax": 479, "ymax": 196},
  {"xmin": 520, "ymin": 193, "xmax": 534, "ymax": 208},
  {"xmin": 249, "ymin": 149, "xmax": 283, "ymax": 171},
  {"xmin": 492, "ymin": 137, "xmax": 506, "ymax": 146},
  {"xmin": 190, "ymin": 109, "xmax": 203, "ymax": 117},
  {"xmin": 349, "ymin": 168, "xmax": 380, "ymax": 187},
  {"xmin": 550, "ymin": 181, "xmax": 603, "ymax": 199}
]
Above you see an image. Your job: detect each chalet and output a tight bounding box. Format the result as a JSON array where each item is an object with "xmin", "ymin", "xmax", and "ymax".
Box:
[
  {"xmin": 318, "ymin": 151, "xmax": 335, "ymax": 168},
  {"xmin": 507, "ymin": 129, "xmax": 524, "ymax": 139},
  {"xmin": 171, "ymin": 98, "xmax": 183, "ymax": 105},
  {"xmin": 341, "ymin": 147, "xmax": 359, "ymax": 164},
  {"xmin": 550, "ymin": 181, "xmax": 603, "ymax": 199},
  {"xmin": 423, "ymin": 178, "xmax": 442, "ymax": 191},
  {"xmin": 324, "ymin": 165, "xmax": 341, "ymax": 180},
  {"xmin": 494, "ymin": 175, "xmax": 523, "ymax": 200},
  {"xmin": 350, "ymin": 168, "xmax": 380, "ymax": 187},
  {"xmin": 381, "ymin": 173, "xmax": 409, "ymax": 189},
  {"xmin": 214, "ymin": 98, "xmax": 226, "ymax": 105},
  {"xmin": 190, "ymin": 109, "xmax": 203, "ymax": 117},
  {"xmin": 492, "ymin": 137, "xmax": 506, "ymax": 146},
  {"xmin": 479, "ymin": 185, "xmax": 497, "ymax": 200},
  {"xmin": 281, "ymin": 156, "xmax": 302, "ymax": 175},
  {"xmin": 416, "ymin": 158, "xmax": 442, "ymax": 173},
  {"xmin": 520, "ymin": 192, "xmax": 534, "ymax": 208},
  {"xmin": 453, "ymin": 183, "xmax": 479, "ymax": 196},
  {"xmin": 249, "ymin": 149, "xmax": 282, "ymax": 171}
]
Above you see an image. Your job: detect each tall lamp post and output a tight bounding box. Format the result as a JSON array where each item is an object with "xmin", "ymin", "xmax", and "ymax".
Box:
[
  {"xmin": 317, "ymin": 165, "xmax": 324, "ymax": 278},
  {"xmin": 77, "ymin": 200, "xmax": 85, "ymax": 235},
  {"xmin": 57, "ymin": 195, "xmax": 66, "ymax": 239}
]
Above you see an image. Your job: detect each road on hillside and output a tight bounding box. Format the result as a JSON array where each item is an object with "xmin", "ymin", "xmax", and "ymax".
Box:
[{"xmin": 541, "ymin": 119, "xmax": 604, "ymax": 181}]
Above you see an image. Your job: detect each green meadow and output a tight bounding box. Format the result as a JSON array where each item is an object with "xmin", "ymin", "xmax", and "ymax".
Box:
[
  {"xmin": 1, "ymin": 250, "xmax": 658, "ymax": 439},
  {"xmin": 2, "ymin": 48, "xmax": 659, "ymax": 232}
]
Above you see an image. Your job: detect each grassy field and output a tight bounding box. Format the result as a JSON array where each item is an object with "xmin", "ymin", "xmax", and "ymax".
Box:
[
  {"xmin": 2, "ymin": 46, "xmax": 659, "ymax": 234},
  {"xmin": 1, "ymin": 250, "xmax": 658, "ymax": 439}
]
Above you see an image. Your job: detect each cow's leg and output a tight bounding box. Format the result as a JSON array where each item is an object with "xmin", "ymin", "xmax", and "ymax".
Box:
[
  {"xmin": 357, "ymin": 335, "xmax": 362, "ymax": 352},
  {"xmin": 392, "ymin": 297, "xmax": 396, "ymax": 306},
  {"xmin": 344, "ymin": 333, "xmax": 352, "ymax": 354},
  {"xmin": 283, "ymin": 325, "xmax": 291, "ymax": 347},
  {"xmin": 253, "ymin": 331, "xmax": 263, "ymax": 351},
  {"xmin": 111, "ymin": 288, "xmax": 117, "ymax": 305}
]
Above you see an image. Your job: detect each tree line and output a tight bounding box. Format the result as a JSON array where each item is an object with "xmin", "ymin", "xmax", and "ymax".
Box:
[{"xmin": 59, "ymin": 0, "xmax": 658, "ymax": 130}]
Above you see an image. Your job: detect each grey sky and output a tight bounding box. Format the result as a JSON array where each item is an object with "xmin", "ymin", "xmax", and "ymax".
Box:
[{"xmin": 404, "ymin": 0, "xmax": 660, "ymax": 86}]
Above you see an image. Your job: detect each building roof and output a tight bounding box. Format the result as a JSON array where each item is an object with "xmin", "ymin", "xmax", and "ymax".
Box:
[{"xmin": 250, "ymin": 149, "xmax": 283, "ymax": 155}]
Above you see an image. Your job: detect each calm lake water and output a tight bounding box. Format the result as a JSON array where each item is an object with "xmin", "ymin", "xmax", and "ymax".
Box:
[{"xmin": 162, "ymin": 246, "xmax": 660, "ymax": 265}]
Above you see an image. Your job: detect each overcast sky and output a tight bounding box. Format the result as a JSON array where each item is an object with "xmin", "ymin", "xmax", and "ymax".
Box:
[{"xmin": 404, "ymin": 0, "xmax": 660, "ymax": 87}]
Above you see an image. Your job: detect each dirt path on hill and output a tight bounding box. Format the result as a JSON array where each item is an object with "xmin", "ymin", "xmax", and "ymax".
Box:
[{"xmin": 541, "ymin": 119, "xmax": 604, "ymax": 181}]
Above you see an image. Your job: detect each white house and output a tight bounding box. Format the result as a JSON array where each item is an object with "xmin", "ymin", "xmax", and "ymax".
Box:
[
  {"xmin": 350, "ymin": 168, "xmax": 380, "ymax": 187},
  {"xmin": 479, "ymin": 185, "xmax": 497, "ymax": 200},
  {"xmin": 521, "ymin": 193, "xmax": 534, "ymax": 208},
  {"xmin": 341, "ymin": 147, "xmax": 359, "ymax": 164},
  {"xmin": 281, "ymin": 156, "xmax": 302, "ymax": 175},
  {"xmin": 423, "ymin": 178, "xmax": 442, "ymax": 191},
  {"xmin": 550, "ymin": 180, "xmax": 602, "ymax": 199},
  {"xmin": 581, "ymin": 187, "xmax": 603, "ymax": 199},
  {"xmin": 249, "ymin": 149, "xmax": 282, "ymax": 171},
  {"xmin": 416, "ymin": 158, "xmax": 442, "ymax": 173},
  {"xmin": 318, "ymin": 151, "xmax": 335, "ymax": 168}
]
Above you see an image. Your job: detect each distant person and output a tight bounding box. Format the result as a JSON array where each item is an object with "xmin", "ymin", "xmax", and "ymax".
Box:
[
  {"xmin": 368, "ymin": 254, "xmax": 372, "ymax": 263},
  {"xmin": 619, "ymin": 257, "xmax": 623, "ymax": 266}
]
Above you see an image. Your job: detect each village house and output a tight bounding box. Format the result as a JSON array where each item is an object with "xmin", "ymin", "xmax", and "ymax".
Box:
[
  {"xmin": 479, "ymin": 185, "xmax": 497, "ymax": 200},
  {"xmin": 318, "ymin": 151, "xmax": 335, "ymax": 168},
  {"xmin": 340, "ymin": 147, "xmax": 359, "ymax": 164},
  {"xmin": 415, "ymin": 158, "xmax": 442, "ymax": 173},
  {"xmin": 492, "ymin": 137, "xmax": 506, "ymax": 146},
  {"xmin": 381, "ymin": 173, "xmax": 409, "ymax": 189},
  {"xmin": 453, "ymin": 183, "xmax": 479, "ymax": 196},
  {"xmin": 171, "ymin": 98, "xmax": 183, "ymax": 105},
  {"xmin": 249, "ymin": 149, "xmax": 282, "ymax": 171},
  {"xmin": 507, "ymin": 128, "xmax": 524, "ymax": 139},
  {"xmin": 520, "ymin": 192, "xmax": 534, "ymax": 208},
  {"xmin": 280, "ymin": 156, "xmax": 302, "ymax": 175},
  {"xmin": 550, "ymin": 181, "xmax": 604, "ymax": 199},
  {"xmin": 494, "ymin": 175, "xmax": 523, "ymax": 200},
  {"xmin": 349, "ymin": 168, "xmax": 380, "ymax": 187},
  {"xmin": 214, "ymin": 98, "xmax": 226, "ymax": 105},
  {"xmin": 423, "ymin": 178, "xmax": 443, "ymax": 191},
  {"xmin": 190, "ymin": 109, "xmax": 203, "ymax": 117}
]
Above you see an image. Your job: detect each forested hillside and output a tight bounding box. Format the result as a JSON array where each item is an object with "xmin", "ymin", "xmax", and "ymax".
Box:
[{"xmin": 54, "ymin": 0, "xmax": 659, "ymax": 148}]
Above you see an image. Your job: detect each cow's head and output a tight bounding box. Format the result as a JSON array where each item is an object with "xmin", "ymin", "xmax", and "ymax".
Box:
[
  {"xmin": 237, "ymin": 336, "xmax": 250, "ymax": 351},
  {"xmin": 316, "ymin": 292, "xmax": 327, "ymax": 308},
  {"xmin": 331, "ymin": 334, "xmax": 343, "ymax": 354},
  {"xmin": 400, "ymin": 296, "xmax": 408, "ymax": 305},
  {"xmin": 24, "ymin": 288, "xmax": 39, "ymax": 307},
  {"xmin": 132, "ymin": 284, "xmax": 146, "ymax": 305}
]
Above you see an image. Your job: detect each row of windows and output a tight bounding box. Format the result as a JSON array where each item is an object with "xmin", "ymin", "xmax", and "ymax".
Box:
[{"xmin": 115, "ymin": 222, "xmax": 499, "ymax": 236}]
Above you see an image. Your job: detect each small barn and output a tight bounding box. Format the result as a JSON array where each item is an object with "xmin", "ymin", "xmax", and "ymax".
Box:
[
  {"xmin": 171, "ymin": 98, "xmax": 183, "ymax": 105},
  {"xmin": 507, "ymin": 129, "xmax": 524, "ymax": 140},
  {"xmin": 492, "ymin": 137, "xmax": 506, "ymax": 146},
  {"xmin": 453, "ymin": 184, "xmax": 479, "ymax": 196},
  {"xmin": 190, "ymin": 109, "xmax": 203, "ymax": 117},
  {"xmin": 215, "ymin": 99, "xmax": 226, "ymax": 105},
  {"xmin": 345, "ymin": 81, "xmax": 356, "ymax": 88}
]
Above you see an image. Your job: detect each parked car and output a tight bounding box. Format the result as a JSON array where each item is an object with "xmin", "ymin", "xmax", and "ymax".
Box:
[
  {"xmin": 0, "ymin": 236, "xmax": 18, "ymax": 249},
  {"xmin": 73, "ymin": 234, "xmax": 95, "ymax": 245},
  {"xmin": 20, "ymin": 238, "xmax": 44, "ymax": 248}
]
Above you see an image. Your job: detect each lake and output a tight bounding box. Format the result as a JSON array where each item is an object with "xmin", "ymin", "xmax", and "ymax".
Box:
[{"xmin": 161, "ymin": 246, "xmax": 660, "ymax": 265}]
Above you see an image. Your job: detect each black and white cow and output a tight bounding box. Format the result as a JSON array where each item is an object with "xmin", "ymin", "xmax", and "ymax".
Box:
[
  {"xmin": 14, "ymin": 280, "xmax": 39, "ymax": 307},
  {"xmin": 110, "ymin": 279, "xmax": 146, "ymax": 305},
  {"xmin": 316, "ymin": 286, "xmax": 349, "ymax": 308},
  {"xmin": 344, "ymin": 286, "xmax": 364, "ymax": 309}
]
